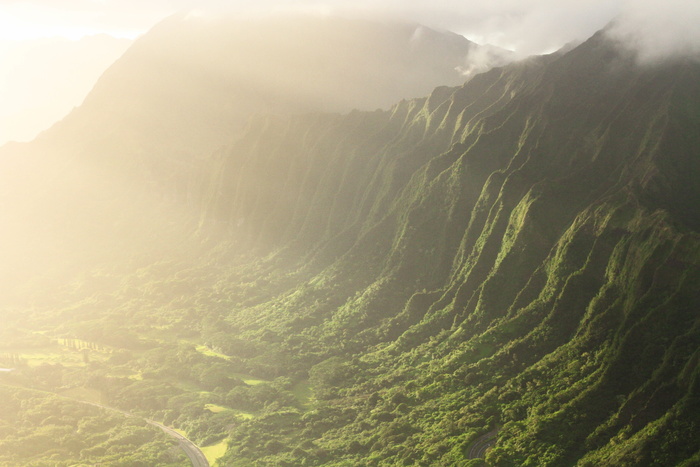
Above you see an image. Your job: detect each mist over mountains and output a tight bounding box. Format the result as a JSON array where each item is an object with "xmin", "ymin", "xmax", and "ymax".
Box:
[
  {"xmin": 49, "ymin": 13, "xmax": 485, "ymax": 158},
  {"xmin": 0, "ymin": 14, "xmax": 492, "ymax": 300},
  {"xmin": 0, "ymin": 12, "xmax": 698, "ymax": 467}
]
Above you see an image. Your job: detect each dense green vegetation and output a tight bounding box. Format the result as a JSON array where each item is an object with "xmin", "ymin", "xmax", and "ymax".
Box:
[
  {"xmin": 0, "ymin": 385, "xmax": 187, "ymax": 466},
  {"xmin": 1, "ymin": 26, "xmax": 699, "ymax": 466},
  {"xmin": 200, "ymin": 31, "xmax": 700, "ymax": 466}
]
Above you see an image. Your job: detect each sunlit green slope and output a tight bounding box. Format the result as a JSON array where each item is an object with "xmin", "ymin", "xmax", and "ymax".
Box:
[
  {"xmin": 1, "ymin": 21, "xmax": 698, "ymax": 466},
  {"xmin": 199, "ymin": 29, "xmax": 700, "ymax": 465}
]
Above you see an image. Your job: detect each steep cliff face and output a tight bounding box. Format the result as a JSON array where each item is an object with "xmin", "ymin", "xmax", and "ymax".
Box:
[
  {"xmin": 0, "ymin": 14, "xmax": 487, "ymax": 304},
  {"xmin": 203, "ymin": 30, "xmax": 700, "ymax": 465}
]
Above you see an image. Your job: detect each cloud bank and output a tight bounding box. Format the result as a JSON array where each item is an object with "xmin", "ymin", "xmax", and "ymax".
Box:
[
  {"xmin": 3, "ymin": 0, "xmax": 700, "ymax": 60},
  {"xmin": 606, "ymin": 0, "xmax": 700, "ymax": 63}
]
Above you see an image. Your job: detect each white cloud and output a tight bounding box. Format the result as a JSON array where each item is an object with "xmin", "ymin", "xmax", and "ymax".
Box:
[
  {"xmin": 606, "ymin": 0, "xmax": 700, "ymax": 63},
  {"xmin": 0, "ymin": 1, "xmax": 624, "ymax": 52},
  {"xmin": 2, "ymin": 0, "xmax": 698, "ymax": 146},
  {"xmin": 3, "ymin": 1, "xmax": 698, "ymax": 60},
  {"xmin": 455, "ymin": 43, "xmax": 514, "ymax": 78}
]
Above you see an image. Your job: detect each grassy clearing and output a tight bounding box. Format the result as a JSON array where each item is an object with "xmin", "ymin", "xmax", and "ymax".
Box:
[
  {"xmin": 195, "ymin": 345, "xmax": 230, "ymax": 360},
  {"xmin": 193, "ymin": 344, "xmax": 268, "ymax": 385},
  {"xmin": 292, "ymin": 380, "xmax": 312, "ymax": 407},
  {"xmin": 202, "ymin": 440, "xmax": 228, "ymax": 466},
  {"xmin": 231, "ymin": 373, "xmax": 267, "ymax": 386},
  {"xmin": 205, "ymin": 403, "xmax": 229, "ymax": 413},
  {"xmin": 3, "ymin": 334, "xmax": 113, "ymax": 369},
  {"xmin": 166, "ymin": 424, "xmax": 231, "ymax": 465},
  {"xmin": 230, "ymin": 409, "xmax": 255, "ymax": 420},
  {"xmin": 204, "ymin": 401, "xmax": 262, "ymax": 420},
  {"xmin": 20, "ymin": 349, "xmax": 88, "ymax": 367}
]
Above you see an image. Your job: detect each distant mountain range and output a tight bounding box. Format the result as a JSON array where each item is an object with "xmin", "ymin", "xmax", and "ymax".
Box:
[{"xmin": 0, "ymin": 14, "xmax": 698, "ymax": 465}]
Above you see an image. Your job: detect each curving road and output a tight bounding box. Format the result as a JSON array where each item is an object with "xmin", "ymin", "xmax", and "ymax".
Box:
[
  {"xmin": 0, "ymin": 383, "xmax": 210, "ymax": 467},
  {"xmin": 467, "ymin": 427, "xmax": 498, "ymax": 460},
  {"xmin": 146, "ymin": 419, "xmax": 209, "ymax": 467},
  {"xmin": 76, "ymin": 400, "xmax": 209, "ymax": 467}
]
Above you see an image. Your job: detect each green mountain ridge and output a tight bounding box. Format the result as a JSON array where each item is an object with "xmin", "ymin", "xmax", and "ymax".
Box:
[
  {"xmin": 0, "ymin": 22, "xmax": 698, "ymax": 466},
  {"xmin": 192, "ymin": 30, "xmax": 700, "ymax": 465}
]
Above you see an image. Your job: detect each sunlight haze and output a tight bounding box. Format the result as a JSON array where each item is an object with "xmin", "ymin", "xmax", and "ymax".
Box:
[
  {"xmin": 3, "ymin": 0, "xmax": 699, "ymax": 145},
  {"xmin": 0, "ymin": 1, "xmax": 698, "ymax": 465}
]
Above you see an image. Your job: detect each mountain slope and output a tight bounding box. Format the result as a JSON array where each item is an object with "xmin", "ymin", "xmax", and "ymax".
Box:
[
  {"xmin": 1, "ymin": 18, "xmax": 698, "ymax": 465},
  {"xmin": 195, "ymin": 29, "xmax": 700, "ymax": 465},
  {"xmin": 0, "ymin": 14, "xmax": 487, "ymax": 304},
  {"xmin": 43, "ymin": 13, "xmax": 483, "ymax": 172},
  {"xmin": 0, "ymin": 34, "xmax": 132, "ymax": 146}
]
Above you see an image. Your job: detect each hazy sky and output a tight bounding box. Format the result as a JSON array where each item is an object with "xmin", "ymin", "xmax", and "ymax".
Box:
[
  {"xmin": 1, "ymin": 0, "xmax": 698, "ymax": 145},
  {"xmin": 0, "ymin": 35, "xmax": 131, "ymax": 144},
  {"xmin": 2, "ymin": 0, "xmax": 699, "ymax": 54},
  {"xmin": 0, "ymin": 0, "xmax": 620, "ymax": 52}
]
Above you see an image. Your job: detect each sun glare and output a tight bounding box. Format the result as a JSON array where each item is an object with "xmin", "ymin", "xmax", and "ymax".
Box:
[{"xmin": 0, "ymin": 4, "xmax": 141, "ymax": 41}]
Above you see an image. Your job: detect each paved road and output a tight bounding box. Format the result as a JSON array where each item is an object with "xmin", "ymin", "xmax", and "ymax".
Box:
[
  {"xmin": 0, "ymin": 383, "xmax": 210, "ymax": 467},
  {"xmin": 467, "ymin": 427, "xmax": 498, "ymax": 460},
  {"xmin": 78, "ymin": 401, "xmax": 210, "ymax": 467},
  {"xmin": 147, "ymin": 419, "xmax": 209, "ymax": 467}
]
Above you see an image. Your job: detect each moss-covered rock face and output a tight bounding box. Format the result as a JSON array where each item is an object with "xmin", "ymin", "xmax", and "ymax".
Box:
[{"xmin": 202, "ymin": 29, "xmax": 700, "ymax": 465}]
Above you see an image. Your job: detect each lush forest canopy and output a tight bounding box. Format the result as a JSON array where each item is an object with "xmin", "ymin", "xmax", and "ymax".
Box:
[{"xmin": 0, "ymin": 14, "xmax": 699, "ymax": 467}]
